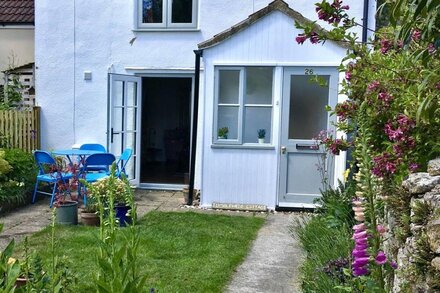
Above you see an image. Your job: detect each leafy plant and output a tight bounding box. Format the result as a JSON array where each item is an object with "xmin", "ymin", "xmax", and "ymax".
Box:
[
  {"xmin": 217, "ymin": 127, "xmax": 228, "ymax": 139},
  {"xmin": 84, "ymin": 164, "xmax": 147, "ymax": 292},
  {"xmin": 0, "ymin": 224, "xmax": 21, "ymax": 292},
  {"xmin": 257, "ymin": 129, "xmax": 266, "ymax": 139},
  {"xmin": 0, "ymin": 74, "xmax": 24, "ymax": 109}
]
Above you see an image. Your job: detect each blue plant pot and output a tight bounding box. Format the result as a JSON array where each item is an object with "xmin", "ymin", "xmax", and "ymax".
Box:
[{"xmin": 115, "ymin": 205, "xmax": 132, "ymax": 227}]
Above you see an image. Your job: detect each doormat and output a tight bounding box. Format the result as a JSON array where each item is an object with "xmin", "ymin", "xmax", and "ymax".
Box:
[{"xmin": 212, "ymin": 202, "xmax": 267, "ymax": 212}]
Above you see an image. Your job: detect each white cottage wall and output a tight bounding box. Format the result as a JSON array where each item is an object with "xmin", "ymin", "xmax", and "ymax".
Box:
[
  {"xmin": 200, "ymin": 11, "xmax": 348, "ymax": 209},
  {"xmin": 35, "ymin": 0, "xmax": 374, "ymax": 190}
]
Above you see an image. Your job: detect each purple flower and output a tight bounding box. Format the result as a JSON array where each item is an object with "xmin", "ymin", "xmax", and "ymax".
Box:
[
  {"xmin": 352, "ymin": 249, "xmax": 368, "ymax": 258},
  {"xmin": 367, "ymin": 80, "xmax": 380, "ymax": 92},
  {"xmin": 341, "ymin": 5, "xmax": 349, "ymax": 10},
  {"xmin": 353, "ymin": 267, "xmax": 369, "ymax": 276},
  {"xmin": 354, "ymin": 257, "xmax": 370, "ymax": 267},
  {"xmin": 428, "ymin": 43, "xmax": 436, "ymax": 54},
  {"xmin": 380, "ymin": 39, "xmax": 392, "ymax": 54},
  {"xmin": 390, "ymin": 260, "xmax": 398, "ymax": 269},
  {"xmin": 409, "ymin": 163, "xmax": 419, "ymax": 172},
  {"xmin": 310, "ymin": 32, "xmax": 319, "ymax": 44},
  {"xmin": 295, "ymin": 34, "xmax": 307, "ymax": 44},
  {"xmin": 345, "ymin": 71, "xmax": 352, "ymax": 81},
  {"xmin": 412, "ymin": 30, "xmax": 421, "ymax": 42},
  {"xmin": 435, "ymin": 83, "xmax": 440, "ymax": 90},
  {"xmin": 375, "ymin": 251, "xmax": 387, "ymax": 265}
]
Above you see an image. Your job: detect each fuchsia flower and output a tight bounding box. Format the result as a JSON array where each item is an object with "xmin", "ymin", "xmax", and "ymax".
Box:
[
  {"xmin": 295, "ymin": 34, "xmax": 307, "ymax": 44},
  {"xmin": 375, "ymin": 251, "xmax": 387, "ymax": 265},
  {"xmin": 380, "ymin": 39, "xmax": 392, "ymax": 54},
  {"xmin": 367, "ymin": 80, "xmax": 380, "ymax": 92},
  {"xmin": 345, "ymin": 71, "xmax": 352, "ymax": 81},
  {"xmin": 378, "ymin": 91, "xmax": 394, "ymax": 107},
  {"xmin": 310, "ymin": 32, "xmax": 319, "ymax": 44},
  {"xmin": 412, "ymin": 30, "xmax": 421, "ymax": 42}
]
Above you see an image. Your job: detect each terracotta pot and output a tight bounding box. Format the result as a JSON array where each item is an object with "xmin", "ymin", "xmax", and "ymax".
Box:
[{"xmin": 80, "ymin": 211, "xmax": 100, "ymax": 226}]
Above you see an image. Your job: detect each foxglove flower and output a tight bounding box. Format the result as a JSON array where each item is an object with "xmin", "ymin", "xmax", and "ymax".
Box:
[{"xmin": 375, "ymin": 251, "xmax": 387, "ymax": 265}]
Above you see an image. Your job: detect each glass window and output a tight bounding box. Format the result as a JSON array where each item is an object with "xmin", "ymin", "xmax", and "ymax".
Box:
[
  {"xmin": 138, "ymin": 0, "xmax": 197, "ymax": 29},
  {"xmin": 288, "ymin": 75, "xmax": 329, "ymax": 139},
  {"xmin": 215, "ymin": 67, "xmax": 274, "ymax": 145}
]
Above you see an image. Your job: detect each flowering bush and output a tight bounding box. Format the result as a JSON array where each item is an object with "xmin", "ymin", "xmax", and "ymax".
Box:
[
  {"xmin": 89, "ymin": 176, "xmax": 131, "ymax": 206},
  {"xmin": 0, "ymin": 148, "xmax": 36, "ymax": 206},
  {"xmin": 295, "ymin": 0, "xmax": 440, "ymax": 291}
]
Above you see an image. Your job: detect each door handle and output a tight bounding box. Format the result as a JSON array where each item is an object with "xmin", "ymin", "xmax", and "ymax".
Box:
[
  {"xmin": 110, "ymin": 128, "xmax": 120, "ymax": 143},
  {"xmin": 281, "ymin": 146, "xmax": 287, "ymax": 154}
]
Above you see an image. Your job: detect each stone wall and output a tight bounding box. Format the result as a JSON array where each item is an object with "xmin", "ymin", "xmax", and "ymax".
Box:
[{"xmin": 390, "ymin": 158, "xmax": 440, "ymax": 292}]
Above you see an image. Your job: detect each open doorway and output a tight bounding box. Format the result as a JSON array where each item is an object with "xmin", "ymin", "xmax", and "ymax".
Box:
[{"xmin": 140, "ymin": 77, "xmax": 192, "ymax": 185}]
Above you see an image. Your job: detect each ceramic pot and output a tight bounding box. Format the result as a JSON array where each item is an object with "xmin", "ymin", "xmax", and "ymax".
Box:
[
  {"xmin": 258, "ymin": 138, "xmax": 265, "ymax": 144},
  {"xmin": 115, "ymin": 205, "xmax": 132, "ymax": 227},
  {"xmin": 56, "ymin": 201, "xmax": 78, "ymax": 225}
]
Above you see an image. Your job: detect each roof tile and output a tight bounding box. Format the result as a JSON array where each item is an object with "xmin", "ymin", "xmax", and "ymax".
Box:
[{"xmin": 0, "ymin": 0, "xmax": 34, "ymax": 24}]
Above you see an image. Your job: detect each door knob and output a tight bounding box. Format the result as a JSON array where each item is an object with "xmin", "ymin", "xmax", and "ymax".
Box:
[{"xmin": 281, "ymin": 146, "xmax": 287, "ymax": 154}]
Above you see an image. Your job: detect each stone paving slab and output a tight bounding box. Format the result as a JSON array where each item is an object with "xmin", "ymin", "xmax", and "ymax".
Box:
[{"xmin": 226, "ymin": 213, "xmax": 304, "ymax": 293}]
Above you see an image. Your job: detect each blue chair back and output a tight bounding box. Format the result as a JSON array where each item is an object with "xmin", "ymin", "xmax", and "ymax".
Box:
[
  {"xmin": 34, "ymin": 150, "xmax": 56, "ymax": 175},
  {"xmin": 117, "ymin": 149, "xmax": 132, "ymax": 177},
  {"xmin": 84, "ymin": 153, "xmax": 116, "ymax": 171},
  {"xmin": 79, "ymin": 143, "xmax": 106, "ymax": 152}
]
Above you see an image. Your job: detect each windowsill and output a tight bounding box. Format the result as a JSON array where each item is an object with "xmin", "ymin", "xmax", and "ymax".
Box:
[
  {"xmin": 211, "ymin": 144, "xmax": 275, "ymax": 150},
  {"xmin": 133, "ymin": 28, "xmax": 200, "ymax": 32}
]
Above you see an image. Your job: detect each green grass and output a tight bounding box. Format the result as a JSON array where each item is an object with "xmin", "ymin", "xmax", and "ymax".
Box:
[
  {"xmin": 294, "ymin": 215, "xmax": 353, "ymax": 292},
  {"xmin": 15, "ymin": 211, "xmax": 265, "ymax": 292}
]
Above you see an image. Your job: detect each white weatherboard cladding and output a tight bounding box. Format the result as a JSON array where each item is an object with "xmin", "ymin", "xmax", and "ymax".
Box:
[{"xmin": 200, "ymin": 11, "xmax": 347, "ymax": 209}]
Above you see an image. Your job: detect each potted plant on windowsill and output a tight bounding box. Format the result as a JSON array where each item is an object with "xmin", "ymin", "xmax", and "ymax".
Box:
[
  {"xmin": 217, "ymin": 127, "xmax": 229, "ymax": 140},
  {"xmin": 257, "ymin": 129, "xmax": 266, "ymax": 144}
]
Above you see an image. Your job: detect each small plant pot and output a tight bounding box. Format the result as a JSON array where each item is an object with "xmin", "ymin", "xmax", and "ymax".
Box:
[
  {"xmin": 115, "ymin": 205, "xmax": 132, "ymax": 227},
  {"xmin": 56, "ymin": 201, "xmax": 78, "ymax": 225},
  {"xmin": 258, "ymin": 138, "xmax": 265, "ymax": 144},
  {"xmin": 80, "ymin": 211, "xmax": 100, "ymax": 226}
]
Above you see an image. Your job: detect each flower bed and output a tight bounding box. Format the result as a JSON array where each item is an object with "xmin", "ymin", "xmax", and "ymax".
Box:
[{"xmin": 0, "ymin": 149, "xmax": 37, "ymax": 214}]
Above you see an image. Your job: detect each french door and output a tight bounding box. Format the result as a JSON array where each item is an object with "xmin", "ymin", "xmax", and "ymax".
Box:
[
  {"xmin": 108, "ymin": 74, "xmax": 142, "ymax": 185},
  {"xmin": 278, "ymin": 67, "xmax": 338, "ymax": 208}
]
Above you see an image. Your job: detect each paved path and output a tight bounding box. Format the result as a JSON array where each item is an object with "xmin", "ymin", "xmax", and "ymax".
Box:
[{"xmin": 227, "ymin": 213, "xmax": 304, "ymax": 293}]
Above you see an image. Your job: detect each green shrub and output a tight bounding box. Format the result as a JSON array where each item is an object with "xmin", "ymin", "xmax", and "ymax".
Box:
[
  {"xmin": 295, "ymin": 216, "xmax": 353, "ymax": 292},
  {"xmin": 0, "ymin": 148, "xmax": 36, "ymax": 205}
]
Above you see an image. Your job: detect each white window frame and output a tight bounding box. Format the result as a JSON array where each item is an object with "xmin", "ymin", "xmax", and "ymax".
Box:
[
  {"xmin": 213, "ymin": 66, "xmax": 274, "ymax": 146},
  {"xmin": 136, "ymin": 0, "xmax": 198, "ymax": 30}
]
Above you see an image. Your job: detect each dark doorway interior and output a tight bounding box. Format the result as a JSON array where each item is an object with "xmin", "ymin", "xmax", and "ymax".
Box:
[{"xmin": 140, "ymin": 77, "xmax": 191, "ymax": 184}]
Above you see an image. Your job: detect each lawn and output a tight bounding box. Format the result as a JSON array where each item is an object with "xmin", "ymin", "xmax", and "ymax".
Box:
[{"xmin": 14, "ymin": 211, "xmax": 265, "ymax": 292}]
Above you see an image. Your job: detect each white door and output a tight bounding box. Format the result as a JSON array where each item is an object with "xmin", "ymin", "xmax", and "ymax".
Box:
[
  {"xmin": 278, "ymin": 67, "xmax": 338, "ymax": 208},
  {"xmin": 108, "ymin": 74, "xmax": 142, "ymax": 185}
]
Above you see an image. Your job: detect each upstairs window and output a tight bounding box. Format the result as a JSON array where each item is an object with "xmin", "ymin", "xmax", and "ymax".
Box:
[{"xmin": 137, "ymin": 0, "xmax": 198, "ymax": 29}]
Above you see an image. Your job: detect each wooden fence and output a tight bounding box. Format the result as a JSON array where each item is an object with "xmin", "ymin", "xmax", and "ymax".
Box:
[{"xmin": 0, "ymin": 107, "xmax": 41, "ymax": 152}]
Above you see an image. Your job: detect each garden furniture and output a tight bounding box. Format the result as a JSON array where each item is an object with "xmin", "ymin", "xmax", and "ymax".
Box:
[
  {"xmin": 32, "ymin": 150, "xmax": 73, "ymax": 208},
  {"xmin": 115, "ymin": 148, "xmax": 132, "ymax": 178},
  {"xmin": 79, "ymin": 153, "xmax": 116, "ymax": 205}
]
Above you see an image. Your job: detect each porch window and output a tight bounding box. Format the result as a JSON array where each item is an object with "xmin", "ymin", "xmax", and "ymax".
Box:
[
  {"xmin": 137, "ymin": 0, "xmax": 197, "ymax": 29},
  {"xmin": 214, "ymin": 67, "xmax": 274, "ymax": 145}
]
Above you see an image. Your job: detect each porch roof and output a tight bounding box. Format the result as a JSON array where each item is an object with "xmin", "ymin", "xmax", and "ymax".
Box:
[{"xmin": 198, "ymin": 0, "xmax": 348, "ymax": 50}]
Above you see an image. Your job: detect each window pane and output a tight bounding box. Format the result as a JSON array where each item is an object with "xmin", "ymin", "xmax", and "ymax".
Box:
[
  {"xmin": 112, "ymin": 107, "xmax": 123, "ymax": 132},
  {"xmin": 126, "ymin": 108, "xmax": 136, "ymax": 131},
  {"xmin": 113, "ymin": 81, "xmax": 123, "ymax": 107},
  {"xmin": 217, "ymin": 106, "xmax": 239, "ymax": 140},
  {"xmin": 219, "ymin": 70, "xmax": 240, "ymax": 104},
  {"xmin": 142, "ymin": 0, "xmax": 163, "ymax": 23},
  {"xmin": 126, "ymin": 82, "xmax": 137, "ymax": 107},
  {"xmin": 246, "ymin": 67, "xmax": 273, "ymax": 104},
  {"xmin": 244, "ymin": 107, "xmax": 272, "ymax": 143},
  {"xmin": 172, "ymin": 0, "xmax": 193, "ymax": 23},
  {"xmin": 289, "ymin": 75, "xmax": 329, "ymax": 139}
]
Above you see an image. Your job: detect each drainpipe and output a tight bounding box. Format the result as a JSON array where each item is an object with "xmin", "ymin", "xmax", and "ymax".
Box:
[
  {"xmin": 188, "ymin": 49, "xmax": 203, "ymax": 205},
  {"xmin": 362, "ymin": 0, "xmax": 370, "ymax": 43}
]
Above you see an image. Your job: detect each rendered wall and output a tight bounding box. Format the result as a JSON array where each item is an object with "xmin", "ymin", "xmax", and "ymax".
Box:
[
  {"xmin": 34, "ymin": 0, "xmax": 375, "ymax": 189},
  {"xmin": 0, "ymin": 28, "xmax": 34, "ymax": 84}
]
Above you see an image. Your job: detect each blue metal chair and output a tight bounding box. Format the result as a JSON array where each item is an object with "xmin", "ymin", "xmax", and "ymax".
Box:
[
  {"xmin": 79, "ymin": 153, "xmax": 116, "ymax": 205},
  {"xmin": 79, "ymin": 143, "xmax": 107, "ymax": 171},
  {"xmin": 116, "ymin": 148, "xmax": 132, "ymax": 178},
  {"xmin": 32, "ymin": 151, "xmax": 73, "ymax": 208}
]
